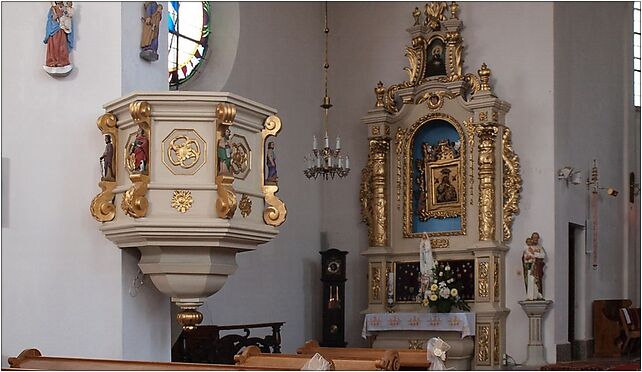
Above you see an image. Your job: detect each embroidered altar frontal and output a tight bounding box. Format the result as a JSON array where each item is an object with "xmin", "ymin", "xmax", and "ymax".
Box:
[{"xmin": 362, "ymin": 312, "xmax": 476, "ymax": 339}]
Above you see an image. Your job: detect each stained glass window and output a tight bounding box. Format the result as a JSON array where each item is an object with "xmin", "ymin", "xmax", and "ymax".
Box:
[{"xmin": 168, "ymin": 1, "xmax": 211, "ymax": 89}]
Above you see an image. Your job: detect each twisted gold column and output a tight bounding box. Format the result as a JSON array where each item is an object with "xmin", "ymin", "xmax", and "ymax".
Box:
[
  {"xmin": 478, "ymin": 125, "xmax": 498, "ymax": 241},
  {"xmin": 369, "ymin": 139, "xmax": 390, "ymax": 247}
]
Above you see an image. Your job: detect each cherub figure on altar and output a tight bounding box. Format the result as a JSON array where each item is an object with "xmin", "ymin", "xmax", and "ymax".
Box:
[{"xmin": 522, "ymin": 232, "xmax": 546, "ymax": 300}]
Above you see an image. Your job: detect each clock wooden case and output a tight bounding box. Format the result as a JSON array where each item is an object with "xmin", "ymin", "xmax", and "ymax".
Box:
[{"xmin": 320, "ymin": 249, "xmax": 348, "ymax": 347}]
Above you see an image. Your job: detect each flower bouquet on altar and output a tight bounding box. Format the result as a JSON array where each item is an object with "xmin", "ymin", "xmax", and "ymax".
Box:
[{"xmin": 417, "ymin": 261, "xmax": 470, "ymax": 313}]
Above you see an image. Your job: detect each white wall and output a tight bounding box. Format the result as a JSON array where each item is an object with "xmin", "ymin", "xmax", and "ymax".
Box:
[
  {"xmin": 553, "ymin": 1, "xmax": 637, "ymax": 348},
  {"xmin": 1, "ymin": 1, "xmax": 169, "ymax": 363},
  {"xmin": 189, "ymin": 2, "xmax": 325, "ymax": 354}
]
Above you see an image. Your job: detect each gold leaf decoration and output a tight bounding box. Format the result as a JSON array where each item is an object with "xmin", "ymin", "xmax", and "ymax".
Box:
[
  {"xmin": 239, "ymin": 194, "xmax": 252, "ymax": 218},
  {"xmin": 502, "ymin": 127, "xmax": 522, "ymax": 241},
  {"xmin": 171, "ymin": 190, "xmax": 193, "ymax": 213}
]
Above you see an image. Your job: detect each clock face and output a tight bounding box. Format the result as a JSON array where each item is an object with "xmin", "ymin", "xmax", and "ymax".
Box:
[{"xmin": 327, "ymin": 260, "xmax": 341, "ymax": 274}]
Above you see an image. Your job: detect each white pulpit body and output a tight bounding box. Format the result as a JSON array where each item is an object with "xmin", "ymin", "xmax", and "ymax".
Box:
[{"xmin": 90, "ymin": 92, "xmax": 286, "ymax": 329}]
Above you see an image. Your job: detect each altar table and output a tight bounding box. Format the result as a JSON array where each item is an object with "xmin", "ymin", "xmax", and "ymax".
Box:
[
  {"xmin": 362, "ymin": 312, "xmax": 475, "ymax": 339},
  {"xmin": 362, "ymin": 312, "xmax": 475, "ymax": 370}
]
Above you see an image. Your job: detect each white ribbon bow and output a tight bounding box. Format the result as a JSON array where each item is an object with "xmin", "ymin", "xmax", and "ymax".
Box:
[{"xmin": 426, "ymin": 337, "xmax": 451, "ymax": 370}]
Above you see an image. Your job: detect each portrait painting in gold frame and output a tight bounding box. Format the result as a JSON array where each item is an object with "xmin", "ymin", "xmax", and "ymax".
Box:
[{"xmin": 425, "ymin": 160, "xmax": 461, "ymax": 219}]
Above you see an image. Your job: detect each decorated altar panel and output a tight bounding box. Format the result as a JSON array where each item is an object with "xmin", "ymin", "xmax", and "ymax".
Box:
[
  {"xmin": 359, "ymin": 2, "xmax": 523, "ymax": 369},
  {"xmin": 411, "ymin": 119, "xmax": 464, "ymax": 234}
]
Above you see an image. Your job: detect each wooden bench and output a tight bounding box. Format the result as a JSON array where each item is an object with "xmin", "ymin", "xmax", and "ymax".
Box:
[
  {"xmin": 619, "ymin": 307, "xmax": 641, "ymax": 354},
  {"xmin": 593, "ymin": 299, "xmax": 633, "ymax": 357},
  {"xmin": 6, "ymin": 348, "xmax": 286, "ymax": 370},
  {"xmin": 235, "ymin": 345, "xmax": 400, "ymax": 370},
  {"xmin": 297, "ymin": 340, "xmax": 427, "ymax": 370}
]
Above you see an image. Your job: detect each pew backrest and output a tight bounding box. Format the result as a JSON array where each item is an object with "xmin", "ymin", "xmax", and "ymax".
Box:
[
  {"xmin": 236, "ymin": 345, "xmax": 399, "ymax": 370},
  {"xmin": 6, "ymin": 348, "xmax": 283, "ymax": 371},
  {"xmin": 297, "ymin": 340, "xmax": 424, "ymax": 369}
]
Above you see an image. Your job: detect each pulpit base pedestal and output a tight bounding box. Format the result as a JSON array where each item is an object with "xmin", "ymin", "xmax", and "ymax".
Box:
[{"xmin": 369, "ymin": 330, "xmax": 475, "ymax": 370}]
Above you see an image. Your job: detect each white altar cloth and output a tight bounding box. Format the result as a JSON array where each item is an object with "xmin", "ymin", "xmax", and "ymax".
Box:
[{"xmin": 362, "ymin": 312, "xmax": 475, "ymax": 339}]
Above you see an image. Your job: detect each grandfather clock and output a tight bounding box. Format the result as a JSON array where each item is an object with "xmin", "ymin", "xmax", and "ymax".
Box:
[{"xmin": 320, "ymin": 249, "xmax": 348, "ymax": 347}]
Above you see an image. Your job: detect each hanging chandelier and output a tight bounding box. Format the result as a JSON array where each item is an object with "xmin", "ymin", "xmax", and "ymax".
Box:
[{"xmin": 303, "ymin": 2, "xmax": 350, "ymax": 180}]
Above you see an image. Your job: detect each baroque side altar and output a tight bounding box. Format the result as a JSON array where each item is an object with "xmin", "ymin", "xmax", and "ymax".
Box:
[{"xmin": 359, "ymin": 2, "xmax": 522, "ymax": 369}]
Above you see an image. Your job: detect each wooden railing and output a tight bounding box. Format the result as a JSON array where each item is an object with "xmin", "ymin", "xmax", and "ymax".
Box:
[{"xmin": 171, "ymin": 322, "xmax": 284, "ymax": 364}]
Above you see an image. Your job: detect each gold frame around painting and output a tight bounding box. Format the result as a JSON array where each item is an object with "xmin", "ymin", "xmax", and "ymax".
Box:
[
  {"xmin": 424, "ymin": 159, "xmax": 462, "ymax": 219},
  {"xmin": 402, "ymin": 112, "xmax": 467, "ymax": 238}
]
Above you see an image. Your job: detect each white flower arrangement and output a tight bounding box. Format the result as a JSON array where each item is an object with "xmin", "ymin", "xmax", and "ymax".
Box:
[{"xmin": 417, "ymin": 261, "xmax": 470, "ymax": 312}]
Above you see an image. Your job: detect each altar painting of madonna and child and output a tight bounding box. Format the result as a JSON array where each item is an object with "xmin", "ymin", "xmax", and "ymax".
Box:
[{"xmin": 411, "ymin": 119, "xmax": 464, "ymax": 235}]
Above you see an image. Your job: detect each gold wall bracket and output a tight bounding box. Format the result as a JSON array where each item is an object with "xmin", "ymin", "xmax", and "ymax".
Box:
[
  {"xmin": 91, "ymin": 113, "xmax": 118, "ymax": 222},
  {"xmin": 122, "ymin": 101, "xmax": 152, "ymax": 218},
  {"xmin": 215, "ymin": 103, "xmax": 238, "ymax": 219},
  {"xmin": 261, "ymin": 115, "xmax": 286, "ymax": 226},
  {"xmin": 121, "ymin": 174, "xmax": 150, "ymax": 218},
  {"xmin": 91, "ymin": 181, "xmax": 117, "ymax": 222}
]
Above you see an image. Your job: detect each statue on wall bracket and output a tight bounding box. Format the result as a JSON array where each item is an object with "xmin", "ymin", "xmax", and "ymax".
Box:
[
  {"xmin": 43, "ymin": 2, "xmax": 74, "ymax": 77},
  {"xmin": 140, "ymin": 1, "xmax": 163, "ymax": 62}
]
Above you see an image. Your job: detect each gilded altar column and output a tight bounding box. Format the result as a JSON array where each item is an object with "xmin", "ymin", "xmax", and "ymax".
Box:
[
  {"xmin": 477, "ymin": 125, "xmax": 498, "ymax": 241},
  {"xmin": 367, "ymin": 139, "xmax": 390, "ymax": 247}
]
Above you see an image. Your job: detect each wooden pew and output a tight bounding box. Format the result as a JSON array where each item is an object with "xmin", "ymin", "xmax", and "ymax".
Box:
[
  {"xmin": 593, "ymin": 299, "xmax": 633, "ymax": 357},
  {"xmin": 619, "ymin": 307, "xmax": 641, "ymax": 354},
  {"xmin": 297, "ymin": 340, "xmax": 427, "ymax": 370},
  {"xmin": 235, "ymin": 345, "xmax": 400, "ymax": 370},
  {"xmin": 6, "ymin": 348, "xmax": 287, "ymax": 370}
]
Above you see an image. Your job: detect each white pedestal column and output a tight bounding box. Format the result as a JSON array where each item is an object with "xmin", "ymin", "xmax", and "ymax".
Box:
[{"xmin": 518, "ymin": 300, "xmax": 552, "ymax": 368}]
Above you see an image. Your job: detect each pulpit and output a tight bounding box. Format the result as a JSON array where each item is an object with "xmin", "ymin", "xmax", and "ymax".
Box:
[
  {"xmin": 90, "ymin": 92, "xmax": 286, "ymax": 329},
  {"xmin": 359, "ymin": 2, "xmax": 522, "ymax": 370}
]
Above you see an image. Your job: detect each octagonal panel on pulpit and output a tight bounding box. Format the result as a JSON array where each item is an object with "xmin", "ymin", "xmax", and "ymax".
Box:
[
  {"xmin": 230, "ymin": 134, "xmax": 251, "ymax": 180},
  {"xmin": 162, "ymin": 129, "xmax": 207, "ymax": 175}
]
